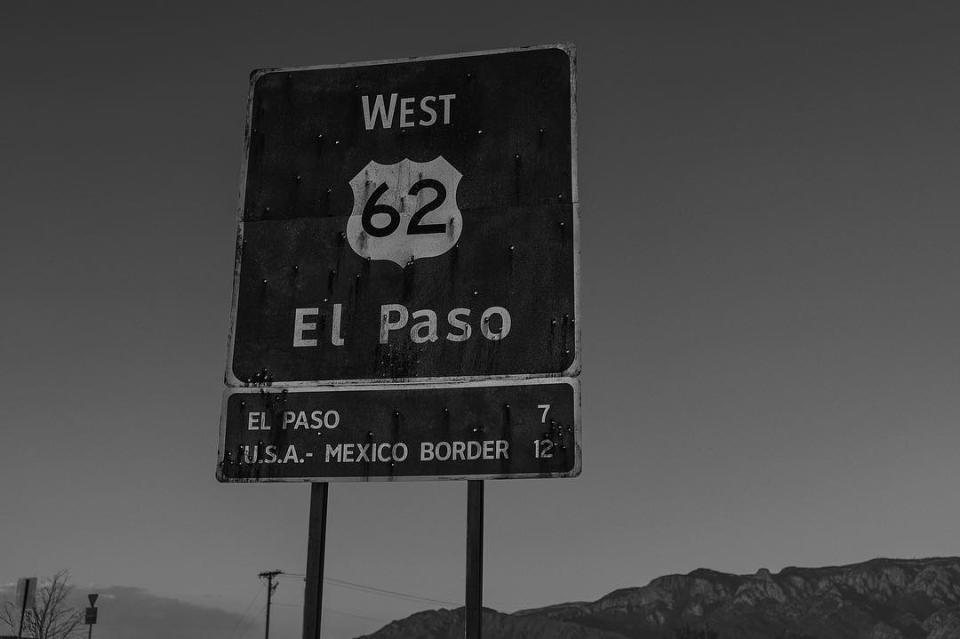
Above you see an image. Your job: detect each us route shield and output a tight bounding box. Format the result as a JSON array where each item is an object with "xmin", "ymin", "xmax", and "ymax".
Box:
[{"xmin": 226, "ymin": 44, "xmax": 578, "ymax": 385}]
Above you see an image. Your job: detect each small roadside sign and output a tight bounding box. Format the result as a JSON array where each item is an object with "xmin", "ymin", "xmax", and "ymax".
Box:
[
  {"xmin": 217, "ymin": 378, "xmax": 580, "ymax": 482},
  {"xmin": 225, "ymin": 44, "xmax": 579, "ymax": 386},
  {"xmin": 85, "ymin": 607, "xmax": 98, "ymax": 625},
  {"xmin": 14, "ymin": 578, "xmax": 36, "ymax": 611}
]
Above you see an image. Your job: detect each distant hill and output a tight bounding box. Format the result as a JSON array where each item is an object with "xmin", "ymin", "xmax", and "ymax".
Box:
[{"xmin": 356, "ymin": 557, "xmax": 960, "ymax": 639}]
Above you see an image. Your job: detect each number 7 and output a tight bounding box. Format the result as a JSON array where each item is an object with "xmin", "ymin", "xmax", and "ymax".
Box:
[{"xmin": 538, "ymin": 404, "xmax": 550, "ymax": 423}]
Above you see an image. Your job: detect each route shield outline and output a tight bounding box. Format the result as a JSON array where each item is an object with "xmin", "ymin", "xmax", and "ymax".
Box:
[{"xmin": 346, "ymin": 156, "xmax": 463, "ymax": 267}]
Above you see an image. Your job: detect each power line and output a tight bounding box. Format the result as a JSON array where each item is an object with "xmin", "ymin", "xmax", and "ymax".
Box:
[
  {"xmin": 236, "ymin": 603, "xmax": 268, "ymax": 639},
  {"xmin": 327, "ymin": 577, "xmax": 459, "ymax": 606},
  {"xmin": 270, "ymin": 601, "xmax": 391, "ymax": 624},
  {"xmin": 277, "ymin": 573, "xmax": 458, "ymax": 606},
  {"xmin": 326, "ymin": 608, "xmax": 392, "ymax": 624},
  {"xmin": 229, "ymin": 588, "xmax": 263, "ymax": 639}
]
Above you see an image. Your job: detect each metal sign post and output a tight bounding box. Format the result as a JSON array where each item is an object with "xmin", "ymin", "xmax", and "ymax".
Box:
[
  {"xmin": 220, "ymin": 44, "xmax": 579, "ymax": 639},
  {"xmin": 465, "ymin": 481, "xmax": 484, "ymax": 639},
  {"xmin": 85, "ymin": 593, "xmax": 99, "ymax": 639},
  {"xmin": 302, "ymin": 483, "xmax": 328, "ymax": 639}
]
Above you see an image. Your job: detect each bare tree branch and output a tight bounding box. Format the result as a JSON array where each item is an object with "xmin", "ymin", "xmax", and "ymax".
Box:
[{"xmin": 1, "ymin": 571, "xmax": 84, "ymax": 639}]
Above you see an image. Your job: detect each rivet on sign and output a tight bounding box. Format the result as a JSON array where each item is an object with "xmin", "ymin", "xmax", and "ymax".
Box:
[
  {"xmin": 393, "ymin": 410, "xmax": 400, "ymax": 417},
  {"xmin": 326, "ymin": 188, "xmax": 332, "ymax": 195},
  {"xmin": 538, "ymin": 128, "xmax": 545, "ymax": 135},
  {"xmin": 505, "ymin": 403, "xmax": 511, "ymax": 410},
  {"xmin": 443, "ymin": 407, "xmax": 449, "ymax": 414},
  {"xmin": 473, "ymin": 290, "xmax": 479, "ymax": 296},
  {"xmin": 559, "ymin": 222, "xmax": 566, "ymax": 228},
  {"xmin": 514, "ymin": 153, "xmax": 521, "ymax": 160},
  {"xmin": 239, "ymin": 401, "xmax": 246, "ymax": 408},
  {"xmin": 296, "ymin": 175, "xmax": 302, "ymax": 183},
  {"xmin": 558, "ymin": 193, "xmax": 564, "ymax": 200},
  {"xmin": 551, "ymin": 319, "xmax": 557, "ymax": 326},
  {"xmin": 330, "ymin": 269, "xmax": 337, "ymax": 276},
  {"xmin": 466, "ymin": 72, "xmax": 472, "ymax": 79},
  {"xmin": 477, "ymin": 130, "xmax": 483, "ymax": 135},
  {"xmin": 317, "ymin": 134, "xmax": 323, "ymax": 140},
  {"xmin": 508, "ymin": 245, "xmax": 515, "ymax": 252},
  {"xmin": 564, "ymin": 349, "xmax": 570, "ymax": 356},
  {"xmin": 265, "ymin": 206, "xmax": 271, "ymax": 213},
  {"xmin": 355, "ymin": 274, "xmax": 361, "ymax": 280},
  {"xmin": 262, "ymin": 279, "xmax": 268, "ymax": 285},
  {"xmin": 367, "ymin": 431, "xmax": 374, "ymax": 438},
  {"xmin": 292, "ymin": 265, "xmax": 299, "ymax": 273},
  {"xmin": 335, "ymin": 140, "xmax": 341, "ymax": 145},
  {"xmin": 339, "ymin": 231, "xmax": 346, "ymax": 241},
  {"xmin": 353, "ymin": 82, "xmax": 359, "ymax": 89}
]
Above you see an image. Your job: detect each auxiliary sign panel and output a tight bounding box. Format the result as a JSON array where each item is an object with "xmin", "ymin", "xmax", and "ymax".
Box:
[
  {"xmin": 217, "ymin": 378, "xmax": 580, "ymax": 481},
  {"xmin": 226, "ymin": 45, "xmax": 578, "ymax": 385}
]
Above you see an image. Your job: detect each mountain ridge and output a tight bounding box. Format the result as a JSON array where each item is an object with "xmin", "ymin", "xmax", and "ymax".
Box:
[{"xmin": 356, "ymin": 557, "xmax": 960, "ymax": 639}]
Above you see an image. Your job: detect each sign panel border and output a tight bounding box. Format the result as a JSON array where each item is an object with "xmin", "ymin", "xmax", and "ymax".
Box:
[
  {"xmin": 216, "ymin": 377, "xmax": 581, "ymax": 483},
  {"xmin": 223, "ymin": 43, "xmax": 580, "ymax": 387}
]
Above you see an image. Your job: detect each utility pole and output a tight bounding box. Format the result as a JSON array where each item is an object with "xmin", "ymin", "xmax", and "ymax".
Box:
[{"xmin": 258, "ymin": 570, "xmax": 282, "ymax": 639}]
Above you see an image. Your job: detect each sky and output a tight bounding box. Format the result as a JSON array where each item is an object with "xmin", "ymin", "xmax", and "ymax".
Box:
[{"xmin": 2, "ymin": 1, "xmax": 960, "ymax": 638}]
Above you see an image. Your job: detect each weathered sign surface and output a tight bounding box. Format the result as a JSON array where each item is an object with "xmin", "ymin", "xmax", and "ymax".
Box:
[
  {"xmin": 217, "ymin": 378, "xmax": 580, "ymax": 481},
  {"xmin": 226, "ymin": 45, "xmax": 578, "ymax": 385}
]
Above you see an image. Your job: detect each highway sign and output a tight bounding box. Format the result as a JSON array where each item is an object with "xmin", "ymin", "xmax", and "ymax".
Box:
[
  {"xmin": 226, "ymin": 44, "xmax": 578, "ymax": 385},
  {"xmin": 217, "ymin": 378, "xmax": 580, "ymax": 481}
]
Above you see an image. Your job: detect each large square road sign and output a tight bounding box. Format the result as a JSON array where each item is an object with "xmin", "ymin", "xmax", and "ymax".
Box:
[{"xmin": 226, "ymin": 45, "xmax": 579, "ymax": 385}]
